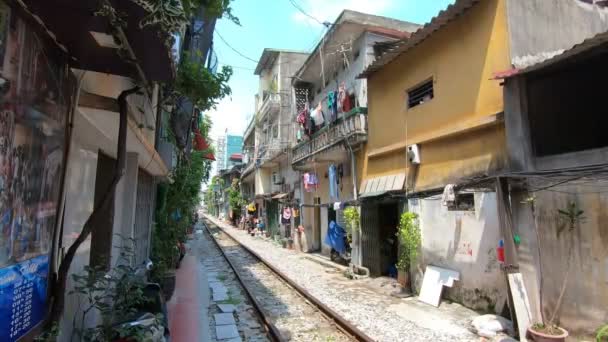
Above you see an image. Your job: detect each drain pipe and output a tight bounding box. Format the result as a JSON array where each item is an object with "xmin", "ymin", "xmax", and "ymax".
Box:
[{"xmin": 344, "ymin": 139, "xmax": 369, "ymax": 278}]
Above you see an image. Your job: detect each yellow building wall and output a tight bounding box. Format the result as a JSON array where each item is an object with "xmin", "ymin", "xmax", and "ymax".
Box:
[{"xmin": 364, "ymin": 0, "xmax": 510, "ymax": 191}]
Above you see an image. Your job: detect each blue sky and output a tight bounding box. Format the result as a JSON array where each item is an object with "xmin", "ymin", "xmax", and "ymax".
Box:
[{"xmin": 207, "ymin": 0, "xmax": 455, "ymax": 156}]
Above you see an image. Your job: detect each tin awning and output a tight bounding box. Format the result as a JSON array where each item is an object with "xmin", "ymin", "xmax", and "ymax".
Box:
[
  {"xmin": 359, "ymin": 173, "xmax": 406, "ymax": 198},
  {"xmin": 272, "ymin": 193, "xmax": 288, "ymax": 199}
]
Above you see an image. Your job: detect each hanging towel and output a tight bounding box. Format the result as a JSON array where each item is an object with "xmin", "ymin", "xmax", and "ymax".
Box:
[
  {"xmin": 442, "ymin": 184, "xmax": 456, "ymax": 206},
  {"xmin": 337, "ymin": 82, "xmax": 346, "ymax": 113},
  {"xmin": 311, "ymin": 102, "xmax": 325, "ymax": 127},
  {"xmin": 328, "ymin": 164, "xmax": 339, "ymax": 201}
]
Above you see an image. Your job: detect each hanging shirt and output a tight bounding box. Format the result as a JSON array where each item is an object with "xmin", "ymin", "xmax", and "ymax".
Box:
[
  {"xmin": 281, "ymin": 207, "xmax": 292, "ymax": 224},
  {"xmin": 303, "ymin": 173, "xmax": 312, "ymax": 192},
  {"xmin": 328, "ymin": 91, "xmax": 338, "ymax": 123}
]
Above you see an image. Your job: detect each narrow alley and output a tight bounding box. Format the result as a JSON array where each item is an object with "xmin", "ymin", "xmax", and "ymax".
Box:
[{"xmin": 2, "ymin": 0, "xmax": 608, "ymax": 341}]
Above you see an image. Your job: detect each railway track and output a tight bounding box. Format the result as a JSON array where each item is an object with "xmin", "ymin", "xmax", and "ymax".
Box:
[{"xmin": 202, "ymin": 217, "xmax": 374, "ymax": 342}]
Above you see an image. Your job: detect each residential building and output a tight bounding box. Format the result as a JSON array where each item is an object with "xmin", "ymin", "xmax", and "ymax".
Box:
[
  {"xmin": 241, "ymin": 117, "xmax": 256, "ymax": 203},
  {"xmin": 499, "ymin": 30, "xmax": 608, "ymax": 336},
  {"xmin": 217, "ymin": 165, "xmax": 243, "ymax": 222},
  {"xmin": 252, "ymin": 49, "xmax": 309, "ymax": 239},
  {"xmin": 291, "ymin": 10, "xmax": 419, "ymax": 259},
  {"xmin": 224, "ymin": 134, "xmax": 244, "ymax": 170},
  {"xmin": 215, "ymin": 135, "xmax": 226, "ymax": 171},
  {"xmin": 359, "ymin": 0, "xmax": 608, "ymax": 313}
]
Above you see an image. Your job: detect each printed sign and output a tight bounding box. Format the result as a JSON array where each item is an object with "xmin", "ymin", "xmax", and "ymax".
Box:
[
  {"xmin": 0, "ymin": 255, "xmax": 49, "ymax": 341},
  {"xmin": 0, "ymin": 3, "xmax": 70, "ymax": 341}
]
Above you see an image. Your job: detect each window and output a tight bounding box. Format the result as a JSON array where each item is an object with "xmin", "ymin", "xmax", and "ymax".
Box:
[
  {"xmin": 407, "ymin": 79, "xmax": 434, "ymax": 109},
  {"xmin": 447, "ymin": 193, "xmax": 475, "ymax": 211},
  {"xmin": 353, "ymin": 49, "xmax": 360, "ymax": 61}
]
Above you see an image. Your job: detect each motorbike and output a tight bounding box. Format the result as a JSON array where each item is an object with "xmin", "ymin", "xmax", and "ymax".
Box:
[{"xmin": 111, "ymin": 260, "xmax": 171, "ymax": 342}]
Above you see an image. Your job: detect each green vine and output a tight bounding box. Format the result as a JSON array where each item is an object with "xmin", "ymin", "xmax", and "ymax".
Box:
[
  {"xmin": 151, "ymin": 117, "xmax": 214, "ymax": 280},
  {"xmin": 228, "ymin": 179, "xmax": 245, "ymax": 212},
  {"xmin": 396, "ymin": 212, "xmax": 421, "ymax": 271}
]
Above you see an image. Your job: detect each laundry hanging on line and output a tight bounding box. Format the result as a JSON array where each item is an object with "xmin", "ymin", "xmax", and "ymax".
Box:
[{"xmin": 328, "ymin": 163, "xmax": 339, "ymax": 201}]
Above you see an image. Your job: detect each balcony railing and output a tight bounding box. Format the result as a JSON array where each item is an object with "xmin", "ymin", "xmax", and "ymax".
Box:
[
  {"xmin": 292, "ymin": 108, "xmax": 368, "ymax": 165},
  {"xmin": 256, "ymin": 92, "xmax": 284, "ymax": 121}
]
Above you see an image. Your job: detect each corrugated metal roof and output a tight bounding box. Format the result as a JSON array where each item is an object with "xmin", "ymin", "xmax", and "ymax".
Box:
[
  {"xmin": 358, "ymin": 0, "xmax": 480, "ymax": 79},
  {"xmin": 498, "ymin": 29, "xmax": 608, "ymax": 78},
  {"xmin": 360, "ymin": 173, "xmax": 406, "ymax": 197}
]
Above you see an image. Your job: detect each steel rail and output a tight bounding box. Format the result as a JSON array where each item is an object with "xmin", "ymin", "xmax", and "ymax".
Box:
[
  {"xmin": 202, "ymin": 217, "xmax": 376, "ymax": 342},
  {"xmin": 201, "ymin": 220, "xmax": 284, "ymax": 342}
]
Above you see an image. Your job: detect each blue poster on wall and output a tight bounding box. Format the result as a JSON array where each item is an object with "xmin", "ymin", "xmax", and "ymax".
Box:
[
  {"xmin": 0, "ymin": 255, "xmax": 49, "ymax": 341},
  {"xmin": 0, "ymin": 2, "xmax": 71, "ymax": 341}
]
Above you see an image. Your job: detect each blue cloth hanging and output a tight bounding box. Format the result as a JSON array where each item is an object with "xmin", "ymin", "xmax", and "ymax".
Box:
[
  {"xmin": 328, "ymin": 164, "xmax": 339, "ymax": 201},
  {"xmin": 324, "ymin": 220, "xmax": 347, "ymax": 254}
]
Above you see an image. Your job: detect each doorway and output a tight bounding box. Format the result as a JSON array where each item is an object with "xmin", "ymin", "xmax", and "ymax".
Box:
[
  {"xmin": 313, "ymin": 197, "xmax": 321, "ymax": 251},
  {"xmin": 378, "ymin": 201, "xmax": 399, "ymax": 277},
  {"xmin": 267, "ymin": 199, "xmax": 279, "ymax": 238}
]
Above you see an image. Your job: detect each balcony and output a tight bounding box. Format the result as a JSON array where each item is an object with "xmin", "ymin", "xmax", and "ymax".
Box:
[
  {"xmin": 256, "ymin": 91, "xmax": 284, "ymax": 121},
  {"xmin": 292, "ymin": 108, "xmax": 368, "ymax": 165}
]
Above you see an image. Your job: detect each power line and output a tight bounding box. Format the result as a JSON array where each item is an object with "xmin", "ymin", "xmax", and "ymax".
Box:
[
  {"xmin": 287, "ymin": 0, "xmax": 330, "ymax": 27},
  {"xmin": 215, "ymin": 30, "xmax": 259, "ymax": 63},
  {"xmin": 219, "ymin": 63, "xmax": 255, "ymax": 71}
]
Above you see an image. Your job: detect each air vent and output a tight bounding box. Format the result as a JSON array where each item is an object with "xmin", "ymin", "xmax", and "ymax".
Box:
[{"xmin": 408, "ymin": 79, "xmax": 434, "ymax": 109}]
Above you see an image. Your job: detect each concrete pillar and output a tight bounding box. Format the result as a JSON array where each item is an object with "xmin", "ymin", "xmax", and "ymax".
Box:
[
  {"xmin": 112, "ymin": 152, "xmax": 139, "ymax": 265},
  {"xmin": 504, "ymin": 77, "xmax": 535, "ymax": 171}
]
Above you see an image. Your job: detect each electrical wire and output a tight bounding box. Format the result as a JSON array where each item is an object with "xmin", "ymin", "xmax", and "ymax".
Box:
[
  {"xmin": 286, "ymin": 0, "xmax": 328, "ymax": 26},
  {"xmin": 219, "ymin": 63, "xmax": 256, "ymax": 71},
  {"xmin": 215, "ymin": 30, "xmax": 259, "ymax": 63}
]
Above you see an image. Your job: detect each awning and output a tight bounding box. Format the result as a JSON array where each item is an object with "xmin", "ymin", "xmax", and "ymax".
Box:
[
  {"xmin": 360, "ymin": 173, "xmax": 406, "ymax": 198},
  {"xmin": 272, "ymin": 193, "xmax": 288, "ymax": 199}
]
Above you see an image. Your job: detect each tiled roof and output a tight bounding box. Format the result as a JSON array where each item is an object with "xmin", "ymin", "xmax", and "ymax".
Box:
[{"xmin": 358, "ymin": 0, "xmax": 480, "ymax": 78}]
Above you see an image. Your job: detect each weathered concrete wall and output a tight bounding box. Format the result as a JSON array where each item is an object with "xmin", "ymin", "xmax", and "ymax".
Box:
[
  {"xmin": 409, "ymin": 192, "xmax": 507, "ymax": 313},
  {"xmin": 511, "ymin": 183, "xmax": 608, "ymax": 336},
  {"xmin": 59, "ymin": 137, "xmax": 99, "ymax": 341},
  {"xmin": 255, "ymin": 168, "xmax": 271, "ymax": 195},
  {"xmin": 309, "ymin": 30, "xmax": 394, "ymax": 113},
  {"xmin": 111, "ymin": 152, "xmax": 139, "ymax": 266},
  {"xmin": 506, "ymin": 0, "xmax": 608, "ymax": 67}
]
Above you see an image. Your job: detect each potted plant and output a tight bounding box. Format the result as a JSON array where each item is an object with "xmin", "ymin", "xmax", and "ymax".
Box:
[
  {"xmin": 596, "ymin": 324, "xmax": 608, "ymax": 342},
  {"xmin": 343, "ymin": 207, "xmax": 360, "ymax": 249},
  {"xmin": 528, "ymin": 202, "xmax": 584, "ymax": 341},
  {"xmin": 396, "ymin": 212, "xmax": 421, "ymax": 293}
]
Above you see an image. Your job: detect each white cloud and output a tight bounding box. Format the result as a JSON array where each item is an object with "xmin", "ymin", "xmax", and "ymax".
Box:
[{"xmin": 292, "ymin": 0, "xmax": 394, "ymax": 26}]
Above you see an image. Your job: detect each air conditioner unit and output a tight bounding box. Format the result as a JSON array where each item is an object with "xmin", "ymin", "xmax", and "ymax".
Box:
[{"xmin": 407, "ymin": 144, "xmax": 421, "ymax": 164}]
